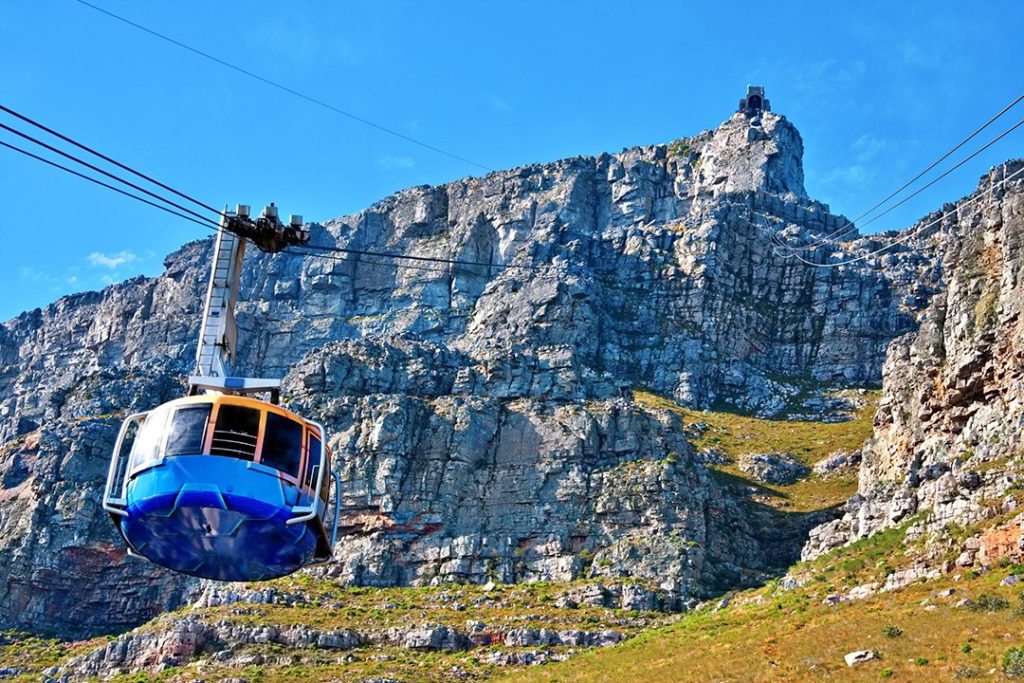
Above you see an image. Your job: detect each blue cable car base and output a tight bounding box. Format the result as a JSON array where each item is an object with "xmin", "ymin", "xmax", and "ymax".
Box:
[{"xmin": 115, "ymin": 455, "xmax": 329, "ymax": 582}]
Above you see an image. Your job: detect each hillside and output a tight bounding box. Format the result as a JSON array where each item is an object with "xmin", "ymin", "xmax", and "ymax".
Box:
[
  {"xmin": 0, "ymin": 401, "xmax": 876, "ymax": 681},
  {"xmin": 2, "ymin": 90, "xmax": 1022, "ymax": 682}
]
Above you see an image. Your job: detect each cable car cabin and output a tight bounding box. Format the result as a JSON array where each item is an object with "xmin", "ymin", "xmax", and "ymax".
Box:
[{"xmin": 102, "ymin": 394, "xmax": 340, "ymax": 582}]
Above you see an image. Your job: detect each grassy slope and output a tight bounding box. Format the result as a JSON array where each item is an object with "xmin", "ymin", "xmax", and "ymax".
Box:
[
  {"xmin": 0, "ymin": 392, "xmax": 902, "ymax": 682},
  {"xmin": 632, "ymin": 389, "xmax": 876, "ymax": 512},
  {"xmin": 502, "ymin": 527, "xmax": 1024, "ymax": 682},
  {"xmin": 0, "ymin": 579, "xmax": 674, "ymax": 683}
]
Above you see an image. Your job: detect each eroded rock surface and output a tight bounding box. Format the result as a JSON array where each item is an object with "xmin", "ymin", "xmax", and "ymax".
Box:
[
  {"xmin": 738, "ymin": 452, "xmax": 809, "ymax": 485},
  {"xmin": 804, "ymin": 162, "xmax": 1024, "ymax": 561},
  {"xmin": 0, "ymin": 104, "xmax": 942, "ymax": 635}
]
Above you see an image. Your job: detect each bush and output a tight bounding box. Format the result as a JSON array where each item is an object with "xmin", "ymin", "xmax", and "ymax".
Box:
[
  {"xmin": 1004, "ymin": 647, "xmax": 1024, "ymax": 679},
  {"xmin": 882, "ymin": 624, "xmax": 903, "ymax": 638},
  {"xmin": 969, "ymin": 593, "xmax": 1010, "ymax": 612},
  {"xmin": 962, "ymin": 642, "xmax": 973, "ymax": 653},
  {"xmin": 880, "ymin": 669, "xmax": 894, "ymax": 678},
  {"xmin": 914, "ymin": 657, "xmax": 929, "ymax": 665}
]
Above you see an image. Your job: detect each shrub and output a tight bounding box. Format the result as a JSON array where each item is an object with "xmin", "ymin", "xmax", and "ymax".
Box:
[
  {"xmin": 880, "ymin": 669, "xmax": 894, "ymax": 678},
  {"xmin": 914, "ymin": 657, "xmax": 929, "ymax": 665},
  {"xmin": 962, "ymin": 642, "xmax": 973, "ymax": 653},
  {"xmin": 1004, "ymin": 647, "xmax": 1024, "ymax": 679},
  {"xmin": 882, "ymin": 624, "xmax": 903, "ymax": 638},
  {"xmin": 969, "ymin": 593, "xmax": 1010, "ymax": 612}
]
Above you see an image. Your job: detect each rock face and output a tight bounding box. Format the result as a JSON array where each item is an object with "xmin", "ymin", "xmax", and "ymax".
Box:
[
  {"xmin": 738, "ymin": 452, "xmax": 809, "ymax": 485},
  {"xmin": 803, "ymin": 162, "xmax": 1024, "ymax": 560},
  {"xmin": 0, "ymin": 102, "xmax": 939, "ymax": 636}
]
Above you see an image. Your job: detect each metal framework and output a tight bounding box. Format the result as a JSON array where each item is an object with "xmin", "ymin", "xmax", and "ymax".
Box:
[{"xmin": 189, "ymin": 203, "xmax": 309, "ymax": 402}]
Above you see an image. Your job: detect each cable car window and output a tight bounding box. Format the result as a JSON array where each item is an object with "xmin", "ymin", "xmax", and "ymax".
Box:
[
  {"xmin": 165, "ymin": 405, "xmax": 212, "ymax": 457},
  {"xmin": 261, "ymin": 412, "xmax": 303, "ymax": 477},
  {"xmin": 210, "ymin": 404, "xmax": 261, "ymax": 461},
  {"xmin": 305, "ymin": 434, "xmax": 322, "ymax": 490},
  {"xmin": 319, "ymin": 449, "xmax": 331, "ymax": 502},
  {"xmin": 130, "ymin": 407, "xmax": 168, "ymax": 470}
]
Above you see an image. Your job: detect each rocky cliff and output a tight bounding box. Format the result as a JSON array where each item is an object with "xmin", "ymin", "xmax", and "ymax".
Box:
[
  {"xmin": 804, "ymin": 161, "xmax": 1024, "ymax": 563},
  {"xmin": 0, "ymin": 105, "xmax": 937, "ymax": 637}
]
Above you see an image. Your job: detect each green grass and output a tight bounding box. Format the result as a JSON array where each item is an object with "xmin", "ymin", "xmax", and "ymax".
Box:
[
  {"xmin": 20, "ymin": 578, "xmax": 677, "ymax": 683},
  {"xmin": 499, "ymin": 528, "xmax": 1024, "ymax": 683},
  {"xmin": 632, "ymin": 389, "xmax": 877, "ymax": 512},
  {"xmin": 0, "ymin": 631, "xmax": 102, "ymax": 681}
]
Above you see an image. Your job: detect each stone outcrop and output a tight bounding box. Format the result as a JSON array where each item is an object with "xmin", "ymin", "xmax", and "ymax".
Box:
[
  {"xmin": 0, "ymin": 103, "xmax": 942, "ymax": 636},
  {"xmin": 59, "ymin": 614, "xmax": 626, "ymax": 679},
  {"xmin": 738, "ymin": 452, "xmax": 809, "ymax": 485},
  {"xmin": 803, "ymin": 162, "xmax": 1024, "ymax": 560}
]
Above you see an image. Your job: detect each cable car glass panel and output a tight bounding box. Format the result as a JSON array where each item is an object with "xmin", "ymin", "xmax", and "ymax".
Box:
[
  {"xmin": 130, "ymin": 406, "xmax": 168, "ymax": 471},
  {"xmin": 305, "ymin": 434, "xmax": 321, "ymax": 490},
  {"xmin": 210, "ymin": 404, "xmax": 260, "ymax": 461},
  {"xmin": 319, "ymin": 449, "xmax": 331, "ymax": 502},
  {"xmin": 165, "ymin": 405, "xmax": 212, "ymax": 457},
  {"xmin": 261, "ymin": 412, "xmax": 303, "ymax": 478}
]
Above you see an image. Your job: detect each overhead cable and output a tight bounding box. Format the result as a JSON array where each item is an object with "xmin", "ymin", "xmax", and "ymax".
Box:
[
  {"xmin": 0, "ymin": 103, "xmax": 222, "ymax": 216},
  {"xmin": 775, "ymin": 115, "xmax": 1024, "ymax": 255},
  {"xmin": 0, "ymin": 125, "xmax": 525, "ymax": 273},
  {"xmin": 781, "ymin": 163, "xmax": 1024, "ymax": 269},
  {"xmin": 74, "ymin": 0, "xmax": 494, "ymax": 173},
  {"xmin": 300, "ymin": 243, "xmax": 526, "ymax": 270},
  {"xmin": 780, "ymin": 90, "xmax": 1024, "ymax": 251},
  {"xmin": 0, "ymin": 120, "xmax": 224, "ymax": 228},
  {"xmin": 0, "ymin": 139, "xmax": 223, "ymax": 232}
]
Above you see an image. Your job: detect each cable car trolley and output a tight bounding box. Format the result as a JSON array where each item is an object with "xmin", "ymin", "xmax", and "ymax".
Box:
[{"xmin": 103, "ymin": 204, "xmax": 340, "ymax": 581}]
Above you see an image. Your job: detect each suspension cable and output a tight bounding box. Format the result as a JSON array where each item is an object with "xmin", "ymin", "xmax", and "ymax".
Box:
[
  {"xmin": 778, "ymin": 90, "xmax": 1024, "ymax": 251},
  {"xmin": 0, "ymin": 121, "xmax": 224, "ymax": 228},
  {"xmin": 781, "ymin": 164, "xmax": 1024, "ymax": 269},
  {"xmin": 0, "ymin": 139, "xmax": 223, "ymax": 232},
  {"xmin": 74, "ymin": 0, "xmax": 494, "ymax": 173},
  {"xmin": 0, "ymin": 103, "xmax": 222, "ymax": 216}
]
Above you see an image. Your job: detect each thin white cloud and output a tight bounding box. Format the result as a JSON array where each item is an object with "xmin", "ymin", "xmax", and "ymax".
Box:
[
  {"xmin": 377, "ymin": 155, "xmax": 416, "ymax": 170},
  {"xmin": 851, "ymin": 134, "xmax": 888, "ymax": 163},
  {"xmin": 19, "ymin": 266, "xmax": 53, "ymax": 285},
  {"xmin": 89, "ymin": 250, "xmax": 137, "ymax": 269},
  {"xmin": 818, "ymin": 165, "xmax": 870, "ymax": 188},
  {"xmin": 489, "ymin": 95, "xmax": 511, "ymax": 112}
]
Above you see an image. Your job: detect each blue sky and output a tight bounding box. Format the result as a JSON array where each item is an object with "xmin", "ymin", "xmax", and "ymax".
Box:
[{"xmin": 2, "ymin": 1, "xmax": 1022, "ymax": 320}]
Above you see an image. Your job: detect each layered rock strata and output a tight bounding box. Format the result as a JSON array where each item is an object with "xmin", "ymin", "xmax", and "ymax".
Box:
[
  {"xmin": 804, "ymin": 162, "xmax": 1024, "ymax": 560},
  {"xmin": 0, "ymin": 106, "xmax": 938, "ymax": 635}
]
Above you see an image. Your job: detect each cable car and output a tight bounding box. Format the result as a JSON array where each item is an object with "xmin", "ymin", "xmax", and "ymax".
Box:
[
  {"xmin": 102, "ymin": 204, "xmax": 339, "ymax": 581},
  {"xmin": 103, "ymin": 394, "xmax": 338, "ymax": 581}
]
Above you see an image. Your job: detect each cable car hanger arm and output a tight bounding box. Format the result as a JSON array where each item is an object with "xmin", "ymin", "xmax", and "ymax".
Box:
[{"xmin": 189, "ymin": 203, "xmax": 308, "ymax": 401}]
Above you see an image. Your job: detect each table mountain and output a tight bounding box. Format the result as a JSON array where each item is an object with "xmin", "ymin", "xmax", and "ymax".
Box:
[{"xmin": 0, "ymin": 96, "xmax": 944, "ymax": 636}]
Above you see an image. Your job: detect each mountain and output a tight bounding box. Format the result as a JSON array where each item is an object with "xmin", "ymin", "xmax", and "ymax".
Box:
[
  {"xmin": 805, "ymin": 160, "xmax": 1024, "ymax": 566},
  {"xmin": 0, "ymin": 92, "xmax": 961, "ymax": 646}
]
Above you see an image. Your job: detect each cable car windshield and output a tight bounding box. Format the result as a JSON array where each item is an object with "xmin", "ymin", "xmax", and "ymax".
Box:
[
  {"xmin": 165, "ymin": 405, "xmax": 211, "ymax": 456},
  {"xmin": 130, "ymin": 406, "xmax": 168, "ymax": 470},
  {"xmin": 262, "ymin": 412, "xmax": 303, "ymax": 478}
]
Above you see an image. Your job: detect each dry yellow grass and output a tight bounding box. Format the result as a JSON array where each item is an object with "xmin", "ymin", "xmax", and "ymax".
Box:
[
  {"xmin": 632, "ymin": 389, "xmax": 877, "ymax": 512},
  {"xmin": 502, "ymin": 559, "xmax": 1024, "ymax": 682}
]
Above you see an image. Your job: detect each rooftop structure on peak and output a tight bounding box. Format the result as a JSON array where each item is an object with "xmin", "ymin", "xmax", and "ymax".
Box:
[{"xmin": 738, "ymin": 85, "xmax": 770, "ymax": 115}]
